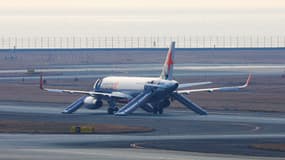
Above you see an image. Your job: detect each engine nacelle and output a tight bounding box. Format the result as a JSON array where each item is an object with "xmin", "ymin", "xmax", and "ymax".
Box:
[{"xmin": 83, "ymin": 96, "xmax": 103, "ymax": 109}]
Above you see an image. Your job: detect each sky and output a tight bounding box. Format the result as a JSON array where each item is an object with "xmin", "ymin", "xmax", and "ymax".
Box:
[{"xmin": 0, "ymin": 0, "xmax": 285, "ymax": 37}]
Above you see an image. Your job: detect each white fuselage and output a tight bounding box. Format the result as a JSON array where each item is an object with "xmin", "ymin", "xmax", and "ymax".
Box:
[{"xmin": 97, "ymin": 76, "xmax": 160, "ymax": 92}]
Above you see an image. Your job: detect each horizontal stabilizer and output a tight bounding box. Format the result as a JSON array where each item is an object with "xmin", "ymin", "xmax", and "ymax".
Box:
[
  {"xmin": 172, "ymin": 93, "xmax": 207, "ymax": 115},
  {"xmin": 62, "ymin": 96, "xmax": 86, "ymax": 114},
  {"xmin": 115, "ymin": 91, "xmax": 153, "ymax": 116}
]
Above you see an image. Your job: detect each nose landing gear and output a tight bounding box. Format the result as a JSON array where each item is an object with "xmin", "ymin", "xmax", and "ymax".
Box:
[{"xmin": 107, "ymin": 100, "xmax": 119, "ymax": 114}]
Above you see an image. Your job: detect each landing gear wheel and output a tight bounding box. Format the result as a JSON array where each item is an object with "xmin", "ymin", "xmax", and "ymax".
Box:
[
  {"xmin": 158, "ymin": 108, "xmax": 164, "ymax": 114},
  {"xmin": 107, "ymin": 107, "xmax": 119, "ymax": 114},
  {"xmin": 153, "ymin": 107, "xmax": 158, "ymax": 115},
  {"xmin": 113, "ymin": 107, "xmax": 119, "ymax": 112},
  {"xmin": 107, "ymin": 108, "xmax": 114, "ymax": 114}
]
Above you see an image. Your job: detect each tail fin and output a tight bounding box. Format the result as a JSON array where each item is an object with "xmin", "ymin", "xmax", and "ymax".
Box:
[{"xmin": 160, "ymin": 41, "xmax": 175, "ymax": 80}]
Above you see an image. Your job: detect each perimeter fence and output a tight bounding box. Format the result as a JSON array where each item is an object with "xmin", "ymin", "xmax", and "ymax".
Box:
[{"xmin": 0, "ymin": 36, "xmax": 285, "ymax": 49}]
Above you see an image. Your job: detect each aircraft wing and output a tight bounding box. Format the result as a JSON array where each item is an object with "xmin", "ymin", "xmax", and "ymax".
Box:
[
  {"xmin": 178, "ymin": 81, "xmax": 212, "ymax": 89},
  {"xmin": 177, "ymin": 74, "xmax": 251, "ymax": 94},
  {"xmin": 42, "ymin": 87, "xmax": 111, "ymax": 96},
  {"xmin": 39, "ymin": 75, "xmax": 130, "ymax": 99}
]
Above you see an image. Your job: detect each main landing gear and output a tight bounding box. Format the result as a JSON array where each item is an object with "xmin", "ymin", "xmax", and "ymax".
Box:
[
  {"xmin": 153, "ymin": 107, "xmax": 164, "ymax": 115},
  {"xmin": 107, "ymin": 107, "xmax": 119, "ymax": 114},
  {"xmin": 152, "ymin": 99, "xmax": 170, "ymax": 115}
]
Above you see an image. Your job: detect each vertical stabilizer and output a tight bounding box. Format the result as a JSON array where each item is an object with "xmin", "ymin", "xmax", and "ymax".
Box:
[{"xmin": 160, "ymin": 41, "xmax": 175, "ymax": 80}]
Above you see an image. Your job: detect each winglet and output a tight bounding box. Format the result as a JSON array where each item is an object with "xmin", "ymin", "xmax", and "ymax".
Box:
[
  {"xmin": 244, "ymin": 74, "xmax": 252, "ymax": 87},
  {"xmin": 40, "ymin": 73, "xmax": 44, "ymax": 90},
  {"xmin": 240, "ymin": 74, "xmax": 251, "ymax": 88}
]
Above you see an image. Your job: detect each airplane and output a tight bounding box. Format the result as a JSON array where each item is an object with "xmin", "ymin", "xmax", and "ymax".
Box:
[{"xmin": 40, "ymin": 42, "xmax": 251, "ymax": 116}]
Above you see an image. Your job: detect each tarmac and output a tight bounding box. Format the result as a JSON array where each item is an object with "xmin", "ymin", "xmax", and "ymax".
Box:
[
  {"xmin": 1, "ymin": 102, "xmax": 285, "ymax": 160},
  {"xmin": 0, "ymin": 48, "xmax": 284, "ymax": 159}
]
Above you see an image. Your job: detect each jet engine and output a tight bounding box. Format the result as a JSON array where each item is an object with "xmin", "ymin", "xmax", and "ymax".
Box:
[{"xmin": 83, "ymin": 96, "xmax": 103, "ymax": 109}]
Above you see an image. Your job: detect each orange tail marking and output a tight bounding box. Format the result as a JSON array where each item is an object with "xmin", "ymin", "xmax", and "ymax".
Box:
[{"xmin": 246, "ymin": 74, "xmax": 252, "ymax": 86}]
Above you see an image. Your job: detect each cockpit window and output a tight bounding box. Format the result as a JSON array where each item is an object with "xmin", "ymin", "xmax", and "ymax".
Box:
[{"xmin": 94, "ymin": 78, "xmax": 102, "ymax": 91}]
